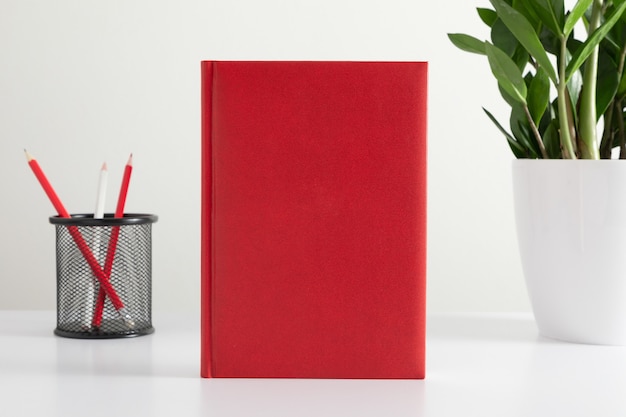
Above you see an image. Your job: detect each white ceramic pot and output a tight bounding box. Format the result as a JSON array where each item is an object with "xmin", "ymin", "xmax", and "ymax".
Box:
[{"xmin": 513, "ymin": 159, "xmax": 626, "ymax": 345}]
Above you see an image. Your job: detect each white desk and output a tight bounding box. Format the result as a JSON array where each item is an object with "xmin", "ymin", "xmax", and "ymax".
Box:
[{"xmin": 1, "ymin": 311, "xmax": 625, "ymax": 416}]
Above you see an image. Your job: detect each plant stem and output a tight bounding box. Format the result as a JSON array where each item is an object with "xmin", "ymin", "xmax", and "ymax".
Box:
[
  {"xmin": 564, "ymin": 88, "xmax": 578, "ymax": 156},
  {"xmin": 600, "ymin": 102, "xmax": 614, "ymax": 158},
  {"xmin": 578, "ymin": 0, "xmax": 603, "ymax": 159},
  {"xmin": 618, "ymin": 42, "xmax": 626, "ymax": 79},
  {"xmin": 618, "ymin": 99, "xmax": 626, "ymax": 159},
  {"xmin": 557, "ymin": 36, "xmax": 577, "ymax": 159},
  {"xmin": 523, "ymin": 105, "xmax": 549, "ymax": 158},
  {"xmin": 600, "ymin": 35, "xmax": 626, "ymax": 158},
  {"xmin": 617, "ymin": 45, "xmax": 626, "ymax": 159}
]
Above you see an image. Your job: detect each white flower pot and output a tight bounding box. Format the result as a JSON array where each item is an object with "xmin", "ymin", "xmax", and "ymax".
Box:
[{"xmin": 513, "ymin": 159, "xmax": 626, "ymax": 345}]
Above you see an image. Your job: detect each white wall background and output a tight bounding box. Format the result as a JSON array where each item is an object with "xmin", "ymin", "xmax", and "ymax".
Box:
[{"xmin": 0, "ymin": 0, "xmax": 530, "ymax": 312}]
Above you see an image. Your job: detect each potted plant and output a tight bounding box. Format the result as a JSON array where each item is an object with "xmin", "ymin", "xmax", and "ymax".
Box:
[{"xmin": 449, "ymin": 0, "xmax": 626, "ymax": 344}]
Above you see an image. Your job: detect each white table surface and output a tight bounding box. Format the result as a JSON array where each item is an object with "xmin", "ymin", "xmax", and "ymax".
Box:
[{"xmin": 1, "ymin": 311, "xmax": 625, "ymax": 417}]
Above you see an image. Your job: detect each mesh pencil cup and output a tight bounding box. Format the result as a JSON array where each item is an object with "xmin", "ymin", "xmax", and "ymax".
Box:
[{"xmin": 49, "ymin": 213, "xmax": 158, "ymax": 339}]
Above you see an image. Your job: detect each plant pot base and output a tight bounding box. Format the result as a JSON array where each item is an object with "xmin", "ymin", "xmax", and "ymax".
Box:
[{"xmin": 535, "ymin": 318, "xmax": 626, "ymax": 346}]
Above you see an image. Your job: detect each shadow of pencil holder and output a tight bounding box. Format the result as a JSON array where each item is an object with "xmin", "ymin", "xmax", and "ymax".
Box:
[{"xmin": 49, "ymin": 213, "xmax": 158, "ymax": 339}]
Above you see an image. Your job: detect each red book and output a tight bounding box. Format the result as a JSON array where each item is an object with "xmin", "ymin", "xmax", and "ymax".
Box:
[{"xmin": 201, "ymin": 61, "xmax": 427, "ymax": 378}]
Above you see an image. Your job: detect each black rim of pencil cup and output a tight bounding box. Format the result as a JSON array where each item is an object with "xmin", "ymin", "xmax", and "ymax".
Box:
[{"xmin": 50, "ymin": 213, "xmax": 158, "ymax": 339}]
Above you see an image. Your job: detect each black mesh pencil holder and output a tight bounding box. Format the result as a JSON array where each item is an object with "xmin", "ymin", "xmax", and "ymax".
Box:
[{"xmin": 49, "ymin": 213, "xmax": 158, "ymax": 339}]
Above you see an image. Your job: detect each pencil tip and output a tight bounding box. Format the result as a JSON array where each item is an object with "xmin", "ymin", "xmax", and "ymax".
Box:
[
  {"xmin": 102, "ymin": 162, "xmax": 107, "ymax": 171},
  {"xmin": 127, "ymin": 153, "xmax": 133, "ymax": 166},
  {"xmin": 24, "ymin": 149, "xmax": 33, "ymax": 161}
]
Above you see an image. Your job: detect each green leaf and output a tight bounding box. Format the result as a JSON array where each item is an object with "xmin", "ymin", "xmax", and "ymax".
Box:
[
  {"xmin": 527, "ymin": 0, "xmax": 564, "ymax": 36},
  {"xmin": 448, "ymin": 33, "xmax": 486, "ymax": 55},
  {"xmin": 613, "ymin": 0, "xmax": 626, "ymax": 23},
  {"xmin": 510, "ymin": 103, "xmax": 540, "ymax": 157},
  {"xmin": 511, "ymin": 44, "xmax": 530, "ymax": 71},
  {"xmin": 597, "ymin": 50, "xmax": 619, "ymax": 119},
  {"xmin": 485, "ymin": 43, "xmax": 528, "ymax": 103},
  {"xmin": 564, "ymin": 0, "xmax": 593, "ymax": 36},
  {"xmin": 565, "ymin": 0, "xmax": 626, "ymax": 81},
  {"xmin": 538, "ymin": 99, "xmax": 556, "ymax": 133},
  {"xmin": 543, "ymin": 119, "xmax": 562, "ymax": 158},
  {"xmin": 489, "ymin": 0, "xmax": 558, "ymax": 84},
  {"xmin": 483, "ymin": 107, "xmax": 528, "ymax": 158},
  {"xmin": 528, "ymin": 67, "xmax": 550, "ymax": 125},
  {"xmin": 604, "ymin": 3, "xmax": 626, "ymax": 54},
  {"xmin": 539, "ymin": 26, "xmax": 560, "ymax": 55},
  {"xmin": 477, "ymin": 8, "xmax": 498, "ymax": 27},
  {"xmin": 491, "ymin": 18, "xmax": 519, "ymax": 56},
  {"xmin": 498, "ymin": 82, "xmax": 520, "ymax": 107},
  {"xmin": 512, "ymin": 0, "xmax": 541, "ymax": 28},
  {"xmin": 550, "ymin": 0, "xmax": 565, "ymax": 28}
]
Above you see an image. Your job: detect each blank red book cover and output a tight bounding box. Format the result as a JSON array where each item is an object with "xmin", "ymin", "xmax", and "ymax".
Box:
[{"xmin": 201, "ymin": 61, "xmax": 427, "ymax": 379}]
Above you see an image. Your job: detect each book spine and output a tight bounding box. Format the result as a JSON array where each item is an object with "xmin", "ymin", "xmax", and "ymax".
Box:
[{"xmin": 200, "ymin": 61, "xmax": 214, "ymax": 378}]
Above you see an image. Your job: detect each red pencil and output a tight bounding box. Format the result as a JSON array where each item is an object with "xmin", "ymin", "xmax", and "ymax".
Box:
[
  {"xmin": 25, "ymin": 150, "xmax": 71, "ymax": 218},
  {"xmin": 24, "ymin": 150, "xmax": 126, "ymax": 315},
  {"xmin": 92, "ymin": 154, "xmax": 133, "ymax": 328},
  {"xmin": 115, "ymin": 153, "xmax": 133, "ymax": 216}
]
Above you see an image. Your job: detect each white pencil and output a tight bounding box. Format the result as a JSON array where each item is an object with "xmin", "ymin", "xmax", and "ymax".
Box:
[
  {"xmin": 83, "ymin": 162, "xmax": 108, "ymax": 330},
  {"xmin": 94, "ymin": 162, "xmax": 108, "ymax": 219}
]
